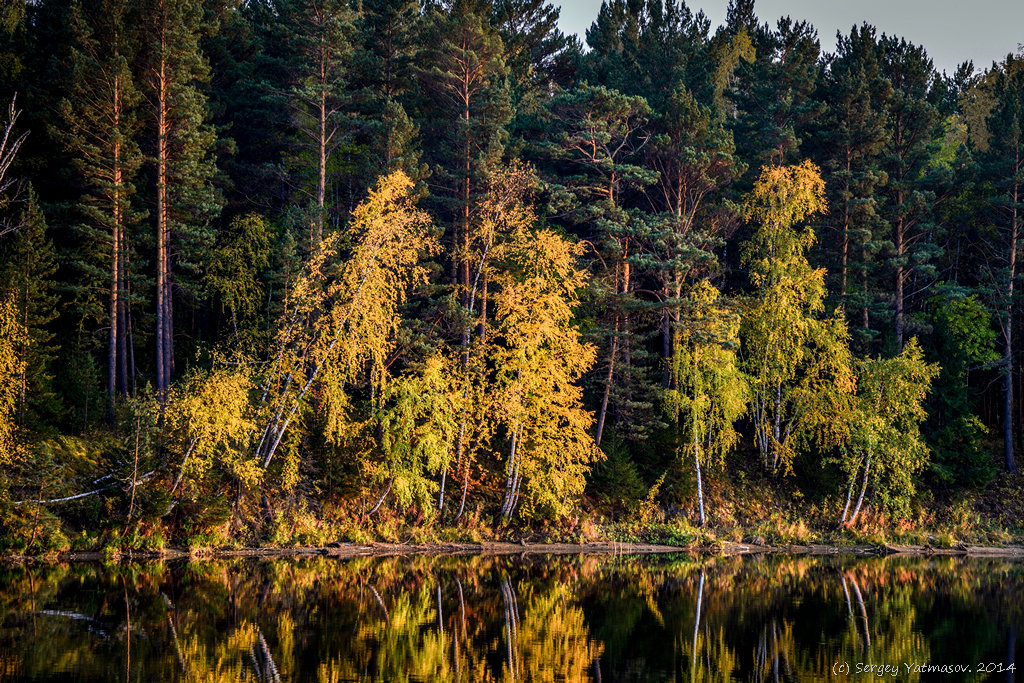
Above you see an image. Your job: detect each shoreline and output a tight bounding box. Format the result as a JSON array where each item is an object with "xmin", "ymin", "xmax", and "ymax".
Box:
[{"xmin": 5, "ymin": 541, "xmax": 1024, "ymax": 564}]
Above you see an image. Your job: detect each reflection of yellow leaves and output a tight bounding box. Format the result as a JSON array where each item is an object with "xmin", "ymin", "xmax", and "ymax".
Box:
[{"xmin": 4, "ymin": 555, "xmax": 1023, "ymax": 682}]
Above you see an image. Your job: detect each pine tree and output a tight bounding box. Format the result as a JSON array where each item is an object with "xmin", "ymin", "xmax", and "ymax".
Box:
[
  {"xmin": 810, "ymin": 24, "xmax": 890, "ymax": 347},
  {"xmin": 578, "ymin": 1, "xmax": 737, "ymax": 392},
  {"xmin": 542, "ymin": 84, "xmax": 657, "ymax": 445},
  {"xmin": 980, "ymin": 53, "xmax": 1024, "ymax": 473},
  {"xmin": 491, "ymin": 0, "xmax": 567, "ymax": 88},
  {"xmin": 878, "ymin": 36, "xmax": 943, "ymax": 352},
  {"xmin": 268, "ymin": 0, "xmax": 355, "ymax": 245},
  {"xmin": 352, "ymin": 0, "xmax": 427, "ymax": 189},
  {"xmin": 645, "ymin": 85, "xmax": 742, "ymax": 387},
  {"xmin": 582, "ymin": 0, "xmax": 713, "ymax": 112},
  {"xmin": 143, "ymin": 0, "xmax": 221, "ymax": 403},
  {"xmin": 419, "ymin": 0, "xmax": 511, "ymax": 305},
  {"xmin": 56, "ymin": 0, "xmax": 145, "ymax": 419},
  {"xmin": 355, "ymin": 0, "xmax": 419, "ymax": 102},
  {"xmin": 729, "ymin": 17, "xmax": 823, "ymax": 169}
]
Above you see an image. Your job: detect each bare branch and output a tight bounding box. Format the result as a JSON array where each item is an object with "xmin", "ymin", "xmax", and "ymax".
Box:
[{"xmin": 0, "ymin": 93, "xmax": 30, "ymax": 238}]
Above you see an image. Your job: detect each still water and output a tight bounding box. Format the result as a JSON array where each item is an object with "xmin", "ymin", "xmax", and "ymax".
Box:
[{"xmin": 0, "ymin": 552, "xmax": 1020, "ymax": 682}]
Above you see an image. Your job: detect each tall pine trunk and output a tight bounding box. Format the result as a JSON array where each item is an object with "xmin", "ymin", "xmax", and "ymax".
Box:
[
  {"xmin": 894, "ymin": 205, "xmax": 905, "ymax": 351},
  {"xmin": 1003, "ymin": 170, "xmax": 1019, "ymax": 473},
  {"xmin": 155, "ymin": 24, "xmax": 170, "ymax": 405}
]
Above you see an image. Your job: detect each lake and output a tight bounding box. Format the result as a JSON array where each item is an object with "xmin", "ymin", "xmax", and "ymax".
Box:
[{"xmin": 0, "ymin": 552, "xmax": 1020, "ymax": 681}]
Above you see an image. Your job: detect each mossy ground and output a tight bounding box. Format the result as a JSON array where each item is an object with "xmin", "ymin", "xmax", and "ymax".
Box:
[{"xmin": 2, "ymin": 466, "xmax": 1021, "ymax": 557}]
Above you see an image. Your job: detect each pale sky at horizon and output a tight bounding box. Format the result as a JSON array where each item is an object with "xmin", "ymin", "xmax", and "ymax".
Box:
[{"xmin": 556, "ymin": 0, "xmax": 1024, "ymax": 75}]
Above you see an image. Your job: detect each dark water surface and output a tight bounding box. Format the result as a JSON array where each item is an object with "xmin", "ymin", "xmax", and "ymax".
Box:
[{"xmin": 0, "ymin": 552, "xmax": 1021, "ymax": 681}]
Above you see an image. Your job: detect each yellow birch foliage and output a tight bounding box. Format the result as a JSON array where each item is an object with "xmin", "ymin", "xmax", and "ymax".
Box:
[
  {"xmin": 165, "ymin": 366, "xmax": 261, "ymax": 492},
  {"xmin": 492, "ymin": 218, "xmax": 599, "ymax": 519},
  {"xmin": 255, "ymin": 170, "xmax": 437, "ymax": 472},
  {"xmin": 741, "ymin": 161, "xmax": 856, "ymax": 474},
  {"xmin": 0, "ymin": 295, "xmax": 25, "ymax": 465}
]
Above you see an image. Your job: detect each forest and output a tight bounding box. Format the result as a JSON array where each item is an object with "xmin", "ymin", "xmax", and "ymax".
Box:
[{"xmin": 0, "ymin": 0, "xmax": 1022, "ymax": 553}]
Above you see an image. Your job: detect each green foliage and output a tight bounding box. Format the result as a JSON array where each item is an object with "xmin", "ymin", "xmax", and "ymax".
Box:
[
  {"xmin": 0, "ymin": 189, "xmax": 61, "ymax": 428},
  {"xmin": 741, "ymin": 162, "xmax": 856, "ymax": 474},
  {"xmin": 667, "ymin": 280, "xmax": 747, "ymax": 469},
  {"xmin": 205, "ymin": 213, "xmax": 271, "ymax": 333},
  {"xmin": 926, "ymin": 294, "xmax": 998, "ymax": 486},
  {"xmin": 0, "ymin": 1, "xmax": 1021, "ymax": 547},
  {"xmin": 589, "ymin": 446, "xmax": 645, "ymax": 520},
  {"xmin": 375, "ymin": 354, "xmax": 459, "ymax": 515},
  {"xmin": 840, "ymin": 339, "xmax": 940, "ymax": 520}
]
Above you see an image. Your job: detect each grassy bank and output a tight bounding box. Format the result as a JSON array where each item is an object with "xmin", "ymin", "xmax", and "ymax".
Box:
[{"xmin": 4, "ymin": 461, "xmax": 1022, "ymax": 560}]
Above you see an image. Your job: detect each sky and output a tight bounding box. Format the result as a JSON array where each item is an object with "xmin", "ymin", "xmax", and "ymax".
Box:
[{"xmin": 556, "ymin": 0, "xmax": 1024, "ymax": 75}]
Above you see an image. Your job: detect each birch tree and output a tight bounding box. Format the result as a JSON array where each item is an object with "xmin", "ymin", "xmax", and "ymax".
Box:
[
  {"xmin": 741, "ymin": 161, "xmax": 856, "ymax": 474},
  {"xmin": 667, "ymin": 280, "xmax": 747, "ymax": 526},
  {"xmin": 492, "ymin": 213, "xmax": 598, "ymax": 520},
  {"xmin": 0, "ymin": 94, "xmax": 28, "ymax": 237},
  {"xmin": 255, "ymin": 170, "xmax": 437, "ymax": 481},
  {"xmin": 839, "ymin": 339, "xmax": 938, "ymax": 525}
]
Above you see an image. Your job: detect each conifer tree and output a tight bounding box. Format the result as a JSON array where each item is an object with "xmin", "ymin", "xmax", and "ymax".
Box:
[
  {"xmin": 353, "ymin": 0, "xmax": 427, "ymax": 187},
  {"xmin": 729, "ymin": 17, "xmax": 823, "ymax": 168},
  {"xmin": 580, "ymin": 1, "xmax": 738, "ymax": 391},
  {"xmin": 56, "ymin": 0, "xmax": 144, "ymax": 418},
  {"xmin": 419, "ymin": 0, "xmax": 511, "ymax": 301},
  {"xmin": 646, "ymin": 85, "xmax": 742, "ymax": 386},
  {"xmin": 543, "ymin": 84, "xmax": 656, "ymax": 445},
  {"xmin": 811, "ymin": 25, "xmax": 890, "ymax": 344},
  {"xmin": 269, "ymin": 0, "xmax": 355, "ymax": 244},
  {"xmin": 582, "ymin": 0, "xmax": 713, "ymax": 111},
  {"xmin": 981, "ymin": 53, "xmax": 1024, "ymax": 473},
  {"xmin": 491, "ymin": 0, "xmax": 567, "ymax": 89},
  {"xmin": 878, "ymin": 36, "xmax": 943, "ymax": 351},
  {"xmin": 356, "ymin": 0, "xmax": 419, "ymax": 102},
  {"xmin": 143, "ymin": 0, "xmax": 220, "ymax": 403}
]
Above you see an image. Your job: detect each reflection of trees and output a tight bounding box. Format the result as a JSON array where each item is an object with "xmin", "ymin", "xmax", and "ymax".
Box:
[{"xmin": 0, "ymin": 555, "xmax": 1020, "ymax": 681}]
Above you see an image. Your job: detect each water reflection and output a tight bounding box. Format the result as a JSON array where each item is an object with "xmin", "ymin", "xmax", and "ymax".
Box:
[{"xmin": 0, "ymin": 553, "xmax": 1021, "ymax": 681}]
